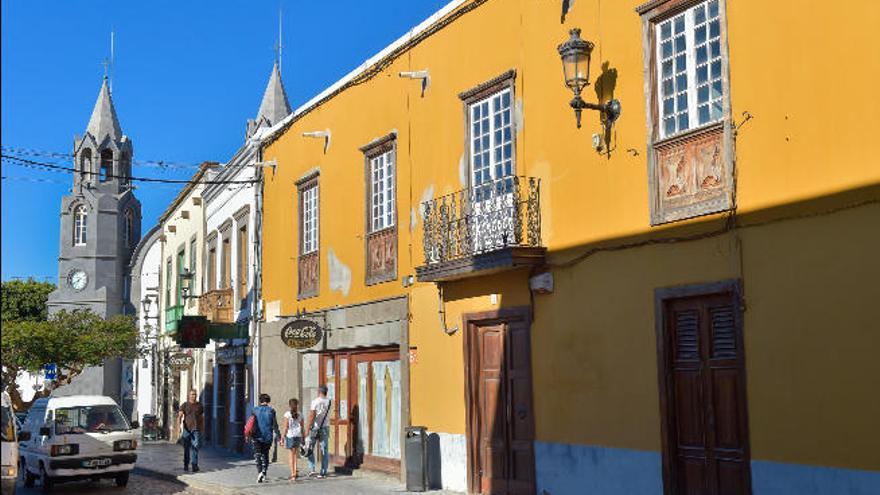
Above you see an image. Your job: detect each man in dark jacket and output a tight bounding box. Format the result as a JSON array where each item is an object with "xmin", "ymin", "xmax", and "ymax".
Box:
[{"xmin": 251, "ymin": 393, "xmax": 280, "ymax": 483}]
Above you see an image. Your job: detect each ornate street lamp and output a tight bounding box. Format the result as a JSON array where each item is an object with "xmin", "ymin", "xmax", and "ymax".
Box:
[
  {"xmin": 179, "ymin": 268, "xmax": 196, "ymax": 299},
  {"xmin": 141, "ymin": 295, "xmax": 154, "ymax": 315},
  {"xmin": 558, "ymin": 28, "xmax": 621, "ymax": 129}
]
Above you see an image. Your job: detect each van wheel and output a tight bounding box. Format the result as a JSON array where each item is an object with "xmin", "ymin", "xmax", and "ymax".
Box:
[
  {"xmin": 21, "ymin": 460, "xmax": 35, "ymax": 488},
  {"xmin": 115, "ymin": 472, "xmax": 129, "ymax": 487},
  {"xmin": 40, "ymin": 466, "xmax": 53, "ymax": 493}
]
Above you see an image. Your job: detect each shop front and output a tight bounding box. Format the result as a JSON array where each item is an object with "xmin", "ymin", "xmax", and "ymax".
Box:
[
  {"xmin": 283, "ymin": 296, "xmax": 409, "ymax": 476},
  {"xmin": 213, "ymin": 344, "xmax": 247, "ymax": 453},
  {"xmin": 320, "ymin": 347, "xmax": 402, "ymax": 473}
]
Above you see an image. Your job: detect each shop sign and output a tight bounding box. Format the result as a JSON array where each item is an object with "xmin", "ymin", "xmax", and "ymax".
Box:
[
  {"xmin": 216, "ymin": 346, "xmax": 245, "ymax": 365},
  {"xmin": 177, "ymin": 316, "xmax": 209, "ymax": 348},
  {"xmin": 169, "ymin": 353, "xmax": 194, "ymax": 370},
  {"xmin": 280, "ymin": 319, "xmax": 323, "ymax": 349}
]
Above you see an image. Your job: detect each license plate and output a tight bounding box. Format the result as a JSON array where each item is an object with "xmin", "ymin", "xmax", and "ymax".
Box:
[{"xmin": 82, "ymin": 458, "xmax": 112, "ymax": 468}]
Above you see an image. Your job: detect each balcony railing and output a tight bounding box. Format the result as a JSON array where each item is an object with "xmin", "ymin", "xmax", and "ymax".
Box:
[
  {"xmin": 417, "ymin": 176, "xmax": 544, "ymax": 282},
  {"xmin": 198, "ymin": 288, "xmax": 235, "ymax": 324},
  {"xmin": 164, "ymin": 304, "xmax": 184, "ymax": 333}
]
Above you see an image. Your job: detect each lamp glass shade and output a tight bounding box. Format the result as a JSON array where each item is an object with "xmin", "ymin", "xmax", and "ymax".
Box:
[
  {"xmin": 141, "ymin": 297, "xmax": 152, "ymax": 314},
  {"xmin": 562, "ymin": 51, "xmax": 591, "ymax": 93},
  {"xmin": 558, "ymin": 28, "xmax": 594, "ymax": 95}
]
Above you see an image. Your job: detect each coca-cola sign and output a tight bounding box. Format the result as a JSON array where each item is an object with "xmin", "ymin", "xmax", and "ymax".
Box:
[{"xmin": 280, "ymin": 319, "xmax": 323, "ymax": 350}]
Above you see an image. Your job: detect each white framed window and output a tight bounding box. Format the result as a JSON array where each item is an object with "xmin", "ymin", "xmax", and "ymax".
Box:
[
  {"xmin": 656, "ymin": 0, "xmax": 724, "ymax": 139},
  {"xmin": 469, "ymin": 87, "xmax": 513, "ymax": 190},
  {"xmin": 189, "ymin": 237, "xmax": 197, "ymax": 295},
  {"xmin": 74, "ymin": 206, "xmax": 88, "ymax": 246},
  {"xmin": 301, "ymin": 184, "xmax": 319, "ymax": 254},
  {"xmin": 369, "ymin": 150, "xmax": 395, "ymax": 233}
]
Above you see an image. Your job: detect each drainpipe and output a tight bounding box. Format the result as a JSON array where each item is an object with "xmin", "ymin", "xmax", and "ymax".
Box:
[
  {"xmin": 437, "ymin": 283, "xmax": 459, "ymax": 335},
  {"xmin": 251, "ymin": 142, "xmax": 270, "ymax": 408}
]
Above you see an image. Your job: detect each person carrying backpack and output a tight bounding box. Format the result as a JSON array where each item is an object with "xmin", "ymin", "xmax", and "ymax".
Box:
[{"xmin": 246, "ymin": 393, "xmax": 281, "ymax": 483}]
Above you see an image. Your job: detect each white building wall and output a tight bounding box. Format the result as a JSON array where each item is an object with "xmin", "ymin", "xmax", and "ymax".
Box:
[
  {"xmin": 203, "ymin": 147, "xmax": 258, "ymax": 415},
  {"xmin": 134, "ymin": 238, "xmax": 161, "ymax": 421}
]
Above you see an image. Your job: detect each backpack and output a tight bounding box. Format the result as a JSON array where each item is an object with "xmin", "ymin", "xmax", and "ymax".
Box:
[{"xmin": 244, "ymin": 414, "xmax": 256, "ymax": 439}]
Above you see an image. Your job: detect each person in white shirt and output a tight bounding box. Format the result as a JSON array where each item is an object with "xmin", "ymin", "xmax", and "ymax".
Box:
[
  {"xmin": 280, "ymin": 398, "xmax": 304, "ymax": 481},
  {"xmin": 306, "ymin": 385, "xmax": 331, "ymax": 478}
]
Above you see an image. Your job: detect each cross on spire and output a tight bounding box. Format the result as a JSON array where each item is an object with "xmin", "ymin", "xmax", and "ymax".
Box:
[
  {"xmin": 275, "ymin": 5, "xmax": 283, "ymax": 73},
  {"xmin": 101, "ymin": 30, "xmax": 115, "ymax": 92}
]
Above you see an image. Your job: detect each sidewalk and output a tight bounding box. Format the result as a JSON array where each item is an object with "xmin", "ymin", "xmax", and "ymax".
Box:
[{"xmin": 135, "ymin": 441, "xmax": 462, "ymax": 494}]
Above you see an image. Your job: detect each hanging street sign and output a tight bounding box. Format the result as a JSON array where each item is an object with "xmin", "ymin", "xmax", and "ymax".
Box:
[
  {"xmin": 216, "ymin": 346, "xmax": 246, "ymax": 365},
  {"xmin": 280, "ymin": 319, "xmax": 323, "ymax": 350},
  {"xmin": 44, "ymin": 363, "xmax": 57, "ymax": 380},
  {"xmin": 177, "ymin": 316, "xmax": 209, "ymax": 348},
  {"xmin": 168, "ymin": 353, "xmax": 194, "ymax": 371}
]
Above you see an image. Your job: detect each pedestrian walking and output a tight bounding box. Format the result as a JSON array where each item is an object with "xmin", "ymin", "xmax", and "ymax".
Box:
[
  {"xmin": 305, "ymin": 384, "xmax": 332, "ymax": 478},
  {"xmin": 280, "ymin": 398, "xmax": 304, "ymax": 481},
  {"xmin": 177, "ymin": 389, "xmax": 204, "ymax": 473},
  {"xmin": 247, "ymin": 393, "xmax": 280, "ymax": 483}
]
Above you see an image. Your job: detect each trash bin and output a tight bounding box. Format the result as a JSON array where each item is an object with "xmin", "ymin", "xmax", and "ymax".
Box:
[
  {"xmin": 142, "ymin": 414, "xmax": 158, "ymax": 441},
  {"xmin": 405, "ymin": 426, "xmax": 428, "ymax": 492}
]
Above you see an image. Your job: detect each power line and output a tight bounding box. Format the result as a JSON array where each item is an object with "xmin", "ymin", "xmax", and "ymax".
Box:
[
  {"xmin": 1, "ymin": 175, "xmax": 69, "ymax": 185},
  {"xmin": 1, "ymin": 155, "xmax": 258, "ymax": 185},
  {"xmin": 1, "ymin": 146, "xmax": 204, "ymax": 171}
]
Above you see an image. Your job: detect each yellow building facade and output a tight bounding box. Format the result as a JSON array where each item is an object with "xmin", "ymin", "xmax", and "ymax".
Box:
[{"xmin": 258, "ymin": 0, "xmax": 880, "ymax": 493}]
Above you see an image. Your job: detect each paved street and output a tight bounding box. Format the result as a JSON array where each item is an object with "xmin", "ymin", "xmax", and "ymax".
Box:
[
  {"xmin": 131, "ymin": 441, "xmax": 463, "ymax": 494},
  {"xmin": 14, "ymin": 472, "xmax": 208, "ymax": 495}
]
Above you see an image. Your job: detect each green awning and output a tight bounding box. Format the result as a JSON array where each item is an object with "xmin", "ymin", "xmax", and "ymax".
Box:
[{"xmin": 208, "ymin": 322, "xmax": 248, "ymax": 341}]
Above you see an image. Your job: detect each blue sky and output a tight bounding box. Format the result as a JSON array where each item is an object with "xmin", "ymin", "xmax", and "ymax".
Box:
[{"xmin": 1, "ymin": 0, "xmax": 447, "ymax": 281}]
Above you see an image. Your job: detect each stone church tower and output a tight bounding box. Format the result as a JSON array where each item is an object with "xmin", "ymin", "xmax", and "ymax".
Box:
[{"xmin": 47, "ymin": 76, "xmax": 142, "ymax": 399}]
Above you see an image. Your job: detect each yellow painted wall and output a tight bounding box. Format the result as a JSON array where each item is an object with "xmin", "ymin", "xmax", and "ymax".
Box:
[{"xmin": 261, "ymin": 0, "xmax": 880, "ymax": 471}]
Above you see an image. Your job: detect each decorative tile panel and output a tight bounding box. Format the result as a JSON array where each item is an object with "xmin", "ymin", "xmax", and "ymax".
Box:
[{"xmin": 651, "ymin": 125, "xmax": 732, "ymax": 224}]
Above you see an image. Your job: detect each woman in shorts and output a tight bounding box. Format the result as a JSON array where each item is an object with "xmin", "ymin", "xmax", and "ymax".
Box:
[{"xmin": 280, "ymin": 398, "xmax": 304, "ymax": 481}]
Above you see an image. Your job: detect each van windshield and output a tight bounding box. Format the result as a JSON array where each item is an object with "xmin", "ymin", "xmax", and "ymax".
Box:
[
  {"xmin": 1, "ymin": 405, "xmax": 13, "ymax": 441},
  {"xmin": 54, "ymin": 405, "xmax": 129, "ymax": 434}
]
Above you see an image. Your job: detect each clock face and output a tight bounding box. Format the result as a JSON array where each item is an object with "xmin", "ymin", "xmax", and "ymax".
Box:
[{"xmin": 68, "ymin": 270, "xmax": 88, "ymax": 291}]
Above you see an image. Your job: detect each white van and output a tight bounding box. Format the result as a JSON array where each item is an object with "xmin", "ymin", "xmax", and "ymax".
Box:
[
  {"xmin": 1, "ymin": 391, "xmax": 18, "ymax": 495},
  {"xmin": 18, "ymin": 395, "xmax": 139, "ymax": 491}
]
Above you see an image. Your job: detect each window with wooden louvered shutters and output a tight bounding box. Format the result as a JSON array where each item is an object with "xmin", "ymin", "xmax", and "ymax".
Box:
[{"xmin": 660, "ymin": 288, "xmax": 751, "ymax": 495}]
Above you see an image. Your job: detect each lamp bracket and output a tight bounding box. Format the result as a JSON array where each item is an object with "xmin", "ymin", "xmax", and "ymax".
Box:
[
  {"xmin": 570, "ymin": 96, "xmax": 621, "ymax": 129},
  {"xmin": 302, "ymin": 130, "xmax": 331, "ymax": 154}
]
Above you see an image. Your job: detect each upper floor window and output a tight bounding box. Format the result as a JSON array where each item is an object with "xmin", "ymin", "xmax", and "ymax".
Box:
[
  {"xmin": 189, "ymin": 237, "xmax": 197, "ymax": 301},
  {"xmin": 361, "ymin": 134, "xmax": 398, "ymax": 285},
  {"xmin": 301, "ymin": 184, "xmax": 319, "ymax": 254},
  {"xmin": 469, "ymin": 87, "xmax": 513, "ymax": 190},
  {"xmin": 176, "ymin": 249, "xmax": 186, "ymax": 305},
  {"xmin": 369, "ymin": 150, "xmax": 395, "ymax": 232},
  {"xmin": 656, "ymin": 0, "xmax": 725, "ymax": 138},
  {"xmin": 207, "ymin": 241, "xmax": 217, "ymax": 291},
  {"xmin": 237, "ymin": 224, "xmax": 248, "ymax": 301},
  {"xmin": 221, "ymin": 236, "xmax": 232, "ymax": 289},
  {"xmin": 165, "ymin": 258, "xmax": 172, "ymax": 306},
  {"xmin": 639, "ymin": 0, "xmax": 733, "ymax": 225},
  {"xmin": 73, "ymin": 206, "xmax": 87, "ymax": 246},
  {"xmin": 297, "ymin": 173, "xmax": 320, "ymax": 299}
]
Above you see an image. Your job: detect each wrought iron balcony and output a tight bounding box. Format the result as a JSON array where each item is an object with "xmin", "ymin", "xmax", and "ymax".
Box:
[
  {"xmin": 164, "ymin": 304, "xmax": 183, "ymax": 333},
  {"xmin": 416, "ymin": 176, "xmax": 545, "ymax": 282},
  {"xmin": 198, "ymin": 288, "xmax": 235, "ymax": 324}
]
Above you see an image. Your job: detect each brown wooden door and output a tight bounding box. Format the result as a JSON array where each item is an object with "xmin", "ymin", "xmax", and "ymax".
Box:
[
  {"xmin": 661, "ymin": 290, "xmax": 751, "ymax": 495},
  {"xmin": 467, "ymin": 310, "xmax": 535, "ymax": 495}
]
